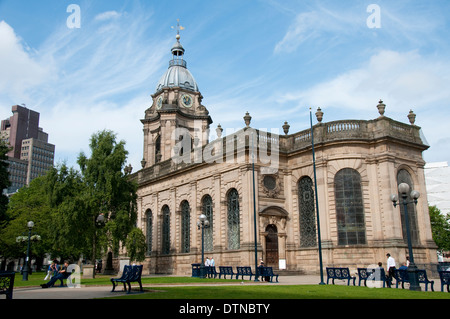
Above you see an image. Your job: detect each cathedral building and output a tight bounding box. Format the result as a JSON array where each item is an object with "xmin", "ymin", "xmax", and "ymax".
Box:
[{"xmin": 132, "ymin": 32, "xmax": 437, "ymax": 275}]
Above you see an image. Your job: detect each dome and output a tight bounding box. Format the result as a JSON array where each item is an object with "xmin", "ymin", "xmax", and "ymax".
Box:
[
  {"xmin": 156, "ymin": 63, "xmax": 199, "ymax": 93},
  {"xmin": 155, "ymin": 35, "xmax": 199, "ymax": 93}
]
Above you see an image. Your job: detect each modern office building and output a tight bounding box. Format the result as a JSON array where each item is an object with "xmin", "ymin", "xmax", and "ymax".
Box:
[{"xmin": 1, "ymin": 105, "xmax": 55, "ymax": 194}]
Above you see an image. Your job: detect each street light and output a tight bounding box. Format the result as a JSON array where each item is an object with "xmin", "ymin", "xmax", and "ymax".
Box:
[
  {"xmin": 197, "ymin": 214, "xmax": 210, "ymax": 278},
  {"xmin": 390, "ymin": 182, "xmax": 421, "ymax": 291},
  {"xmin": 22, "ymin": 221, "xmax": 35, "ymax": 281}
]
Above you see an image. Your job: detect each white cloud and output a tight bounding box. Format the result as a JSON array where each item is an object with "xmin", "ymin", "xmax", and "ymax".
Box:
[
  {"xmin": 0, "ymin": 21, "xmax": 54, "ymax": 97},
  {"xmin": 278, "ymin": 50, "xmax": 450, "ymax": 115},
  {"xmin": 274, "ymin": 7, "xmax": 361, "ymax": 54},
  {"xmin": 95, "ymin": 11, "xmax": 122, "ymax": 21},
  {"xmin": 0, "ymin": 11, "xmax": 169, "ymax": 171}
]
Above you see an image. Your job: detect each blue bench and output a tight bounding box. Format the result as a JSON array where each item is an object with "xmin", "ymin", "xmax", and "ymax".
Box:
[
  {"xmin": 236, "ymin": 266, "xmax": 255, "ymax": 280},
  {"xmin": 357, "ymin": 268, "xmax": 371, "ymax": 286},
  {"xmin": 360, "ymin": 267, "xmax": 389, "ymax": 288},
  {"xmin": 258, "ymin": 266, "xmax": 279, "ymax": 282},
  {"xmin": 206, "ymin": 266, "xmax": 218, "ymax": 278},
  {"xmin": 219, "ymin": 266, "xmax": 235, "ymax": 279},
  {"xmin": 326, "ymin": 267, "xmax": 355, "ymax": 286},
  {"xmin": 394, "ymin": 269, "xmax": 434, "ymax": 291},
  {"xmin": 0, "ymin": 272, "xmax": 15, "ymax": 299},
  {"xmin": 111, "ymin": 265, "xmax": 143, "ymax": 294},
  {"xmin": 438, "ymin": 270, "xmax": 450, "ymax": 292}
]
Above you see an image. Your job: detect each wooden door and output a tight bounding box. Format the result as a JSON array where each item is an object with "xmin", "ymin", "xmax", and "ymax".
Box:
[{"xmin": 265, "ymin": 225, "xmax": 279, "ymax": 267}]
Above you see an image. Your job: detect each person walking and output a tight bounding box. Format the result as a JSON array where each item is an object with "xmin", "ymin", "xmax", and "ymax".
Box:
[{"xmin": 386, "ymin": 253, "xmax": 396, "ymax": 287}]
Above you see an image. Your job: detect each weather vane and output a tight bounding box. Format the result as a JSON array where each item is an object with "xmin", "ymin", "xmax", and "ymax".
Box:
[{"xmin": 171, "ymin": 19, "xmax": 185, "ymax": 39}]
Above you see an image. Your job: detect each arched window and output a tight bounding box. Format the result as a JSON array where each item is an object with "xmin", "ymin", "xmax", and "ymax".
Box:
[
  {"xmin": 161, "ymin": 205, "xmax": 171, "ymax": 255},
  {"xmin": 146, "ymin": 209, "xmax": 153, "ymax": 255},
  {"xmin": 334, "ymin": 168, "xmax": 366, "ymax": 245},
  {"xmin": 202, "ymin": 195, "xmax": 214, "ymax": 252},
  {"xmin": 155, "ymin": 135, "xmax": 161, "ymax": 163},
  {"xmin": 227, "ymin": 189, "xmax": 240, "ymax": 250},
  {"xmin": 298, "ymin": 176, "xmax": 317, "ymax": 247},
  {"xmin": 397, "ymin": 169, "xmax": 419, "ymax": 245},
  {"xmin": 180, "ymin": 200, "xmax": 190, "ymax": 253}
]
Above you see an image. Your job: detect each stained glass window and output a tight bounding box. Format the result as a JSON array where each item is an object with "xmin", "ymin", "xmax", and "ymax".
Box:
[
  {"xmin": 298, "ymin": 176, "xmax": 317, "ymax": 247},
  {"xmin": 397, "ymin": 169, "xmax": 419, "ymax": 245},
  {"xmin": 146, "ymin": 209, "xmax": 153, "ymax": 255},
  {"xmin": 202, "ymin": 195, "xmax": 214, "ymax": 252},
  {"xmin": 227, "ymin": 189, "xmax": 240, "ymax": 250},
  {"xmin": 181, "ymin": 201, "xmax": 190, "ymax": 253},
  {"xmin": 162, "ymin": 205, "xmax": 171, "ymax": 255},
  {"xmin": 334, "ymin": 168, "xmax": 366, "ymax": 245}
]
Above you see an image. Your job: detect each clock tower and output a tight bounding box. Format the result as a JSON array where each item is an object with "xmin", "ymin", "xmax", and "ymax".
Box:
[{"xmin": 141, "ymin": 28, "xmax": 212, "ymax": 168}]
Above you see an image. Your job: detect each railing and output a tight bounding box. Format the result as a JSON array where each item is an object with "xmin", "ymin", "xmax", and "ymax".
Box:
[
  {"xmin": 134, "ymin": 117, "xmax": 425, "ymax": 184},
  {"xmin": 169, "ymin": 59, "xmax": 187, "ymax": 68}
]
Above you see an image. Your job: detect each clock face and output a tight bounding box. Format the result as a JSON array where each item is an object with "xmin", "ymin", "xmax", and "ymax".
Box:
[
  {"xmin": 181, "ymin": 94, "xmax": 193, "ymax": 108},
  {"xmin": 156, "ymin": 96, "xmax": 163, "ymax": 109}
]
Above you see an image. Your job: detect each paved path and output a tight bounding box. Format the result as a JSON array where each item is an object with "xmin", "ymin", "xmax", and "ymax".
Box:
[{"xmin": 10, "ymin": 275, "xmax": 323, "ymax": 299}]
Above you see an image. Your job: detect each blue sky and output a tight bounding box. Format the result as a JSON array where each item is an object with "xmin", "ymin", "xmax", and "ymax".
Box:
[{"xmin": 1, "ymin": 0, "xmax": 449, "ymax": 172}]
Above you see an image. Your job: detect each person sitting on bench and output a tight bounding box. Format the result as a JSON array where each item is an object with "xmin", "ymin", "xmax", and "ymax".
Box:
[{"xmin": 41, "ymin": 261, "xmax": 71, "ymax": 288}]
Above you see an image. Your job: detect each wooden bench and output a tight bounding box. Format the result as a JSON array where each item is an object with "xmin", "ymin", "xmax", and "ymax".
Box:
[
  {"xmin": 111, "ymin": 265, "xmax": 143, "ymax": 294},
  {"xmin": 326, "ymin": 267, "xmax": 355, "ymax": 286},
  {"xmin": 219, "ymin": 266, "xmax": 235, "ymax": 279},
  {"xmin": 258, "ymin": 266, "xmax": 279, "ymax": 282},
  {"xmin": 236, "ymin": 266, "xmax": 255, "ymax": 280},
  {"xmin": 394, "ymin": 269, "xmax": 434, "ymax": 291},
  {"xmin": 438, "ymin": 270, "xmax": 450, "ymax": 292},
  {"xmin": 0, "ymin": 272, "xmax": 15, "ymax": 300}
]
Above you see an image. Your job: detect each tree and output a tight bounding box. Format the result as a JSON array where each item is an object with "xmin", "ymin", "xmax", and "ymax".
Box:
[
  {"xmin": 44, "ymin": 164, "xmax": 89, "ymax": 260},
  {"xmin": 429, "ymin": 205, "xmax": 450, "ymax": 253},
  {"xmin": 0, "ymin": 140, "xmax": 11, "ymax": 269},
  {"xmin": 1, "ymin": 177, "xmax": 52, "ymax": 268},
  {"xmin": 77, "ymin": 130, "xmax": 139, "ymax": 267},
  {"xmin": 0, "ymin": 139, "xmax": 11, "ymax": 224},
  {"xmin": 125, "ymin": 227, "xmax": 147, "ymax": 263}
]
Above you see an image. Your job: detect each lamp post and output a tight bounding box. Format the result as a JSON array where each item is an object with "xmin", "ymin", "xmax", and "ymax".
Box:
[
  {"xmin": 92, "ymin": 213, "xmax": 106, "ymax": 279},
  {"xmin": 251, "ymin": 130, "xmax": 259, "ymax": 282},
  {"xmin": 390, "ymin": 182, "xmax": 421, "ymax": 291},
  {"xmin": 197, "ymin": 214, "xmax": 210, "ymax": 278},
  {"xmin": 310, "ymin": 109, "xmax": 325, "ymax": 285},
  {"xmin": 22, "ymin": 221, "xmax": 34, "ymax": 281}
]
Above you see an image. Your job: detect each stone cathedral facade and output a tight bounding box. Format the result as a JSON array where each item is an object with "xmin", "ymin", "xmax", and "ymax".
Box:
[{"xmin": 131, "ymin": 33, "xmax": 437, "ymax": 275}]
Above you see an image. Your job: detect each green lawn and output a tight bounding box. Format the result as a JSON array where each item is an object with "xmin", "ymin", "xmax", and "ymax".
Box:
[
  {"xmin": 108, "ymin": 284, "xmax": 450, "ymax": 300},
  {"xmin": 13, "ymin": 272, "xmax": 230, "ymax": 287},
  {"xmin": 13, "ymin": 272, "xmax": 450, "ymax": 299}
]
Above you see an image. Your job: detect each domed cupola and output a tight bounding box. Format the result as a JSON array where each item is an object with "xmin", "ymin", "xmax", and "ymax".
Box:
[
  {"xmin": 155, "ymin": 31, "xmax": 199, "ymax": 93},
  {"xmin": 141, "ymin": 21, "xmax": 212, "ymax": 168}
]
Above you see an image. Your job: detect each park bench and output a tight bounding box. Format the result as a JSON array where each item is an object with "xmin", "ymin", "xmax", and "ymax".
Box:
[
  {"xmin": 257, "ymin": 266, "xmax": 279, "ymax": 282},
  {"xmin": 438, "ymin": 270, "xmax": 450, "ymax": 292},
  {"xmin": 394, "ymin": 269, "xmax": 434, "ymax": 291},
  {"xmin": 236, "ymin": 266, "xmax": 255, "ymax": 280},
  {"xmin": 0, "ymin": 272, "xmax": 15, "ymax": 299},
  {"xmin": 218, "ymin": 266, "xmax": 235, "ymax": 279},
  {"xmin": 357, "ymin": 268, "xmax": 371, "ymax": 286},
  {"xmin": 111, "ymin": 265, "xmax": 143, "ymax": 294},
  {"xmin": 359, "ymin": 267, "xmax": 389, "ymax": 288},
  {"xmin": 418, "ymin": 269, "xmax": 434, "ymax": 291},
  {"xmin": 326, "ymin": 267, "xmax": 355, "ymax": 286},
  {"xmin": 206, "ymin": 266, "xmax": 218, "ymax": 278}
]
